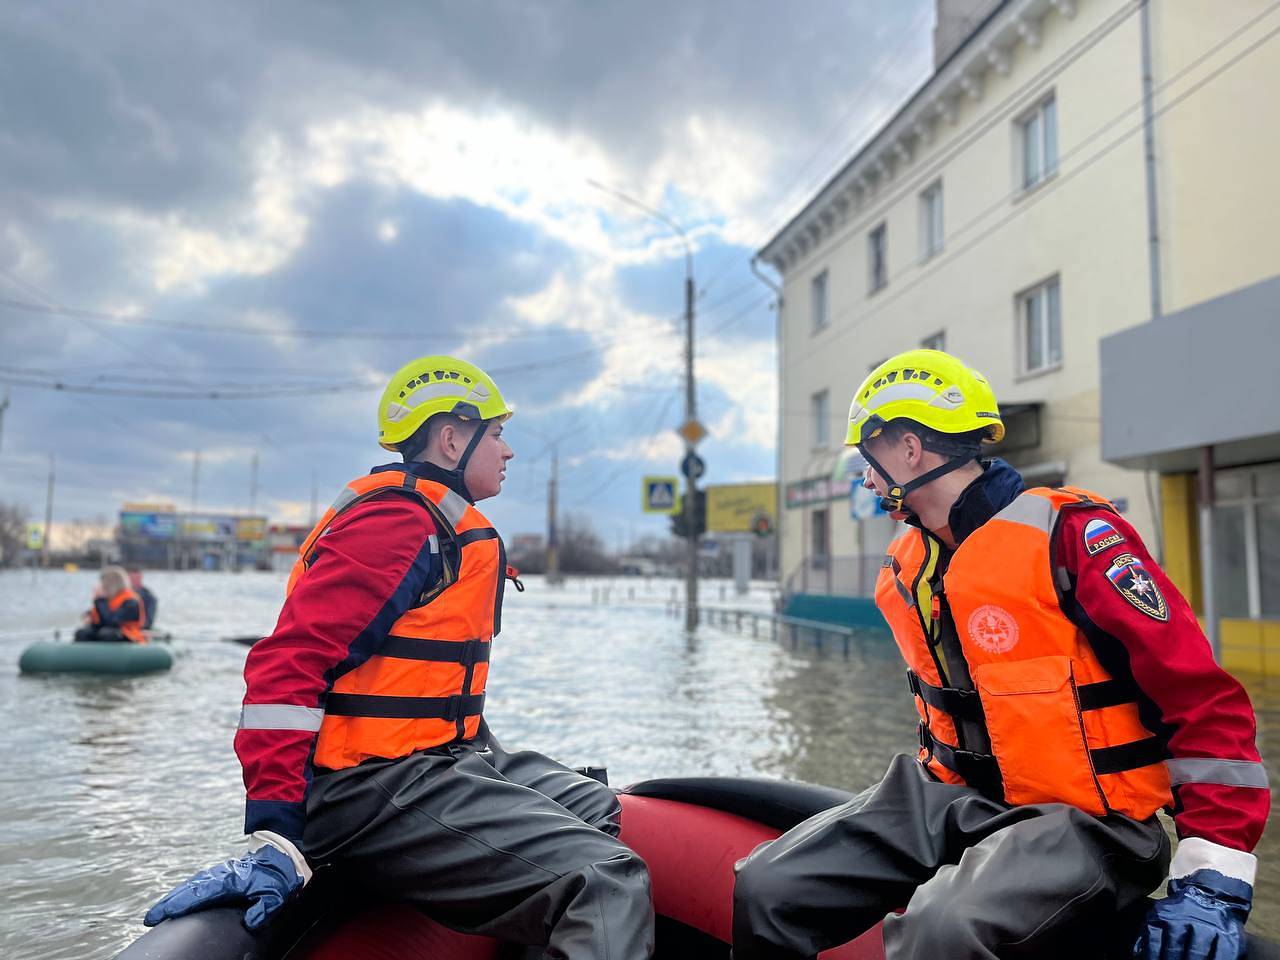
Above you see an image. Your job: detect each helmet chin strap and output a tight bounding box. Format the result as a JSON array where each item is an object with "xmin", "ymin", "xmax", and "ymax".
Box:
[
  {"xmin": 858, "ymin": 444, "xmax": 976, "ymax": 514},
  {"xmin": 450, "ymin": 419, "xmax": 490, "ymax": 503}
]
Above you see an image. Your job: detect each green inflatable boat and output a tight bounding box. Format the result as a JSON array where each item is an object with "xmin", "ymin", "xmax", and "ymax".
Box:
[{"xmin": 19, "ymin": 640, "xmax": 173, "ymax": 675}]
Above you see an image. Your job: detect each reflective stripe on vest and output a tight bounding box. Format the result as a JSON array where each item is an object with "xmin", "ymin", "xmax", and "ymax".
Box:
[
  {"xmin": 270, "ymin": 469, "xmax": 505, "ymax": 770},
  {"xmin": 91, "ymin": 588, "xmax": 147, "ymax": 643},
  {"xmin": 876, "ymin": 487, "xmax": 1174, "ymax": 819}
]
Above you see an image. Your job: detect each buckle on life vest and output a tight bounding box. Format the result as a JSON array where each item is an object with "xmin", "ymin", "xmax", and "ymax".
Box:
[
  {"xmin": 458, "ymin": 638, "xmax": 483, "ymax": 666},
  {"xmin": 918, "ymin": 723, "xmax": 1003, "ymax": 798}
]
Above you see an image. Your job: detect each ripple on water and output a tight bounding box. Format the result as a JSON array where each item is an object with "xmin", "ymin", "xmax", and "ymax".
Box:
[{"xmin": 3, "ymin": 569, "xmax": 1279, "ymax": 958}]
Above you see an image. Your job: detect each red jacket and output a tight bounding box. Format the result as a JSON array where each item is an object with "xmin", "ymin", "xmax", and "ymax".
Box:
[
  {"xmin": 235, "ymin": 483, "xmax": 443, "ymax": 845},
  {"xmin": 1055, "ymin": 506, "xmax": 1268, "ymax": 853}
]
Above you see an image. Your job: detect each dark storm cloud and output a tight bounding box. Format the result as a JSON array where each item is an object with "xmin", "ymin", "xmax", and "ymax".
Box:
[{"xmin": 0, "ymin": 0, "xmax": 933, "ymax": 534}]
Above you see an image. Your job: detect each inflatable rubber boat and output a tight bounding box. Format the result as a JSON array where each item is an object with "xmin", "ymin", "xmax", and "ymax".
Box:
[
  {"xmin": 19, "ymin": 639, "xmax": 173, "ymax": 675},
  {"xmin": 117, "ymin": 776, "xmax": 1280, "ymax": 960}
]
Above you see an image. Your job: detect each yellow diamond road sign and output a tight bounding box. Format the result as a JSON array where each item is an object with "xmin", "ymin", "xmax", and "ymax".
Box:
[{"xmin": 676, "ymin": 419, "xmax": 707, "ymax": 446}]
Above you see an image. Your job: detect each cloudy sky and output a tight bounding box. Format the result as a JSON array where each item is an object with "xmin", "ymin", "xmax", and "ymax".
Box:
[{"xmin": 0, "ymin": 0, "xmax": 933, "ymax": 546}]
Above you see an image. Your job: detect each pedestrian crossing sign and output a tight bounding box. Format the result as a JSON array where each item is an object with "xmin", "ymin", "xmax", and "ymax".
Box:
[
  {"xmin": 26, "ymin": 523, "xmax": 44, "ymax": 551},
  {"xmin": 642, "ymin": 476, "xmax": 680, "ymax": 514}
]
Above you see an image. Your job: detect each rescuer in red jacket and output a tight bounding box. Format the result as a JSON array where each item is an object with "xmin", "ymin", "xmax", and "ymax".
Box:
[
  {"xmin": 733, "ymin": 350, "xmax": 1267, "ymax": 960},
  {"xmin": 145, "ymin": 355, "xmax": 654, "ymax": 959}
]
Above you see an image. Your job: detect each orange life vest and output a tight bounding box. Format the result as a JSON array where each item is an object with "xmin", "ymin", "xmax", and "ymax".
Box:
[
  {"xmin": 876, "ymin": 486, "xmax": 1172, "ymax": 819},
  {"xmin": 288, "ymin": 469, "xmax": 506, "ymax": 771},
  {"xmin": 92, "ymin": 588, "xmax": 147, "ymax": 643}
]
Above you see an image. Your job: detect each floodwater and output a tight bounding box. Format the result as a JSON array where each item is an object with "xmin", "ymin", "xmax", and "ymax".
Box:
[{"xmin": 1, "ymin": 569, "xmax": 1278, "ymax": 959}]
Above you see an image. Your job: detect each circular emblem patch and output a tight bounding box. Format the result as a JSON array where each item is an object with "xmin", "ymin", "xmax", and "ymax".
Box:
[{"xmin": 967, "ymin": 604, "xmax": 1020, "ymax": 654}]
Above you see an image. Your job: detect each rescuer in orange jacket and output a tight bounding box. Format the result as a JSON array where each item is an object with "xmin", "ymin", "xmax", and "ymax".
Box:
[
  {"xmin": 733, "ymin": 350, "xmax": 1267, "ymax": 960},
  {"xmin": 145, "ymin": 356, "xmax": 654, "ymax": 959},
  {"xmin": 74, "ymin": 565, "xmax": 146, "ymax": 643}
]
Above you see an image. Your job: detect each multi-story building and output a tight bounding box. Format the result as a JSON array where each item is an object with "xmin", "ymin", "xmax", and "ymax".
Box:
[{"xmin": 758, "ymin": 0, "xmax": 1280, "ymax": 656}]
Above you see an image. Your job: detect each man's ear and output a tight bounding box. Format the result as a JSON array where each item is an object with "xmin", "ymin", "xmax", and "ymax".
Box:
[{"xmin": 901, "ymin": 431, "xmax": 923, "ymax": 467}]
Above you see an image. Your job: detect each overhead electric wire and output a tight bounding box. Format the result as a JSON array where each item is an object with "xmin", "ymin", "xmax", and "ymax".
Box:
[{"xmin": 787, "ymin": 4, "xmax": 1280, "ymax": 368}]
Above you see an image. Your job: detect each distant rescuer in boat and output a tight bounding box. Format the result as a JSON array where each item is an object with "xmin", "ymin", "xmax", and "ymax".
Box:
[
  {"xmin": 74, "ymin": 565, "xmax": 146, "ymax": 643},
  {"xmin": 733, "ymin": 349, "xmax": 1268, "ymax": 960},
  {"xmin": 126, "ymin": 566, "xmax": 157, "ymax": 629},
  {"xmin": 143, "ymin": 355, "xmax": 655, "ymax": 958}
]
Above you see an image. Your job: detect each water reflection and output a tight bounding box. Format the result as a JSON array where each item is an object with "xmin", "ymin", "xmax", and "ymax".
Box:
[{"xmin": 2, "ymin": 570, "xmax": 1280, "ymax": 958}]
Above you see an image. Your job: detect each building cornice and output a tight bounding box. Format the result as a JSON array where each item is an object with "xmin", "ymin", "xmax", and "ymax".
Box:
[{"xmin": 758, "ymin": 0, "xmax": 1079, "ymax": 276}]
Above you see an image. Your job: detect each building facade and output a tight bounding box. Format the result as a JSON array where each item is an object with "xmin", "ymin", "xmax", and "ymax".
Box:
[{"xmin": 759, "ymin": 0, "xmax": 1280, "ymax": 645}]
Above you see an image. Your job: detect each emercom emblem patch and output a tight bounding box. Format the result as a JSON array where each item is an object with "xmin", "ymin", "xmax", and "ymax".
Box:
[
  {"xmin": 1105, "ymin": 552, "xmax": 1168, "ymax": 621},
  {"xmin": 1083, "ymin": 517, "xmax": 1125, "ymax": 556}
]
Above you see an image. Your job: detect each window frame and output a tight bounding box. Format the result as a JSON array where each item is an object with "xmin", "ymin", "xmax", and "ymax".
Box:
[
  {"xmin": 1015, "ymin": 275, "xmax": 1063, "ymax": 378},
  {"xmin": 867, "ymin": 222, "xmax": 888, "ymax": 295},
  {"xmin": 918, "ymin": 180, "xmax": 944, "ymax": 261},
  {"xmin": 810, "ymin": 388, "xmax": 830, "ymax": 450},
  {"xmin": 1016, "ymin": 93, "xmax": 1059, "ymax": 193},
  {"xmin": 810, "ymin": 269, "xmax": 829, "ymax": 334}
]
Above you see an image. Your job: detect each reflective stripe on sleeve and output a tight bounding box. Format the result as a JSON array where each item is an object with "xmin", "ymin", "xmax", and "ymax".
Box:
[
  {"xmin": 1166, "ymin": 757, "xmax": 1269, "ymax": 788},
  {"xmin": 428, "ymin": 534, "xmax": 439, "ymax": 553},
  {"xmin": 239, "ymin": 704, "xmax": 325, "ymax": 731}
]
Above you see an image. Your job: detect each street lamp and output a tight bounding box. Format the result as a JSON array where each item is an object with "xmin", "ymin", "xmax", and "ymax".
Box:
[{"xmin": 588, "ymin": 179, "xmax": 700, "ymax": 629}]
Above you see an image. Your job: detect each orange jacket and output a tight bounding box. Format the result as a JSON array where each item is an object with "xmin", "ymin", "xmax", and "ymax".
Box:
[
  {"xmin": 876, "ymin": 486, "xmax": 1172, "ymax": 819},
  {"xmin": 288, "ymin": 469, "xmax": 505, "ymax": 771},
  {"xmin": 91, "ymin": 588, "xmax": 147, "ymax": 643}
]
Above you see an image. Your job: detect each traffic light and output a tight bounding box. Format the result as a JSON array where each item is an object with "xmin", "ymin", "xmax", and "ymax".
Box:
[{"xmin": 669, "ymin": 489, "xmax": 707, "ymax": 539}]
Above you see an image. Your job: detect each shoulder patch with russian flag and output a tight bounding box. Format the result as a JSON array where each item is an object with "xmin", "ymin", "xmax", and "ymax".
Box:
[{"xmin": 1083, "ymin": 517, "xmax": 1124, "ymax": 556}]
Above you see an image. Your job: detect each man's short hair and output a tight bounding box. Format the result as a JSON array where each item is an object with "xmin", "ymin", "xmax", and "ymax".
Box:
[{"xmin": 877, "ymin": 418, "xmax": 987, "ymax": 458}]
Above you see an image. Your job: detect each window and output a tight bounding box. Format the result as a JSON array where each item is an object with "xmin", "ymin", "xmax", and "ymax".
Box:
[
  {"xmin": 810, "ymin": 270, "xmax": 828, "ymax": 333},
  {"xmin": 921, "ymin": 330, "xmax": 946, "ymax": 351},
  {"xmin": 811, "ymin": 508, "xmax": 830, "ymax": 567},
  {"xmin": 919, "ymin": 181, "xmax": 944, "ymax": 259},
  {"xmin": 867, "ymin": 222, "xmax": 888, "ymax": 294},
  {"xmin": 1018, "ymin": 276, "xmax": 1062, "ymax": 375},
  {"xmin": 1018, "ymin": 95, "xmax": 1058, "ymax": 190},
  {"xmin": 810, "ymin": 389, "xmax": 830, "ymax": 449},
  {"xmin": 1211, "ymin": 463, "xmax": 1280, "ymax": 619}
]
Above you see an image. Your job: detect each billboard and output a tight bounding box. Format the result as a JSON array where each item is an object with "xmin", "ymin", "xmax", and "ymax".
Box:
[
  {"xmin": 706, "ymin": 483, "xmax": 776, "ymax": 533},
  {"xmin": 120, "ymin": 511, "xmax": 178, "ymax": 540},
  {"xmin": 179, "ymin": 515, "xmax": 238, "ymax": 541},
  {"xmin": 236, "ymin": 517, "xmax": 268, "ymax": 543}
]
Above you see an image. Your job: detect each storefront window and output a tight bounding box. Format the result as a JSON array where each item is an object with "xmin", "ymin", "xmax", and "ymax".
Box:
[
  {"xmin": 1258, "ymin": 501, "xmax": 1280, "ymax": 618},
  {"xmin": 1212, "ymin": 505, "xmax": 1250, "ymax": 619}
]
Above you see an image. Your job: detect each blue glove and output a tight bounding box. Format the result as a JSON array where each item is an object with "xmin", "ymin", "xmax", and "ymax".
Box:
[
  {"xmin": 1133, "ymin": 869, "xmax": 1252, "ymax": 960},
  {"xmin": 143, "ymin": 843, "xmax": 304, "ymax": 931}
]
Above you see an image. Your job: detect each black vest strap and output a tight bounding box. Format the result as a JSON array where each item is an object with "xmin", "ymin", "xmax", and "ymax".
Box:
[
  {"xmin": 907, "ymin": 669, "xmax": 984, "ymax": 721},
  {"xmin": 1090, "ymin": 736, "xmax": 1168, "ymax": 775},
  {"xmin": 918, "ymin": 723, "xmax": 1004, "ymax": 798},
  {"xmin": 1076, "ymin": 678, "xmax": 1141, "ymax": 712},
  {"xmin": 380, "ymin": 636, "xmax": 490, "ymax": 665},
  {"xmin": 324, "ymin": 692, "xmax": 486, "ymax": 721}
]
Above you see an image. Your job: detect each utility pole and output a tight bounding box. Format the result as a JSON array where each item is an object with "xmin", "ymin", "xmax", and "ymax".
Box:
[
  {"xmin": 0, "ymin": 387, "xmax": 10, "ymax": 454},
  {"xmin": 546, "ymin": 444, "xmax": 562, "ymax": 585},
  {"xmin": 191, "ymin": 449, "xmax": 201, "ymax": 514},
  {"xmin": 682, "ymin": 264, "xmax": 699, "ymax": 629},
  {"xmin": 249, "ymin": 451, "xmax": 259, "ymax": 515},
  {"xmin": 586, "ymin": 178, "xmax": 699, "ymax": 629},
  {"xmin": 41, "ymin": 454, "xmax": 54, "ymax": 568}
]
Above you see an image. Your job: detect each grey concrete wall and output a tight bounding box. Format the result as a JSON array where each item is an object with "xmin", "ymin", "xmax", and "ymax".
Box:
[{"xmin": 1100, "ymin": 274, "xmax": 1280, "ymax": 470}]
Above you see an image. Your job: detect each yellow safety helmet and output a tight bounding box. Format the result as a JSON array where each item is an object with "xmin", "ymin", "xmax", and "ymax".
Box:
[
  {"xmin": 845, "ymin": 349, "xmax": 1003, "ymax": 513},
  {"xmin": 845, "ymin": 349, "xmax": 1004, "ymax": 448},
  {"xmin": 377, "ymin": 355, "xmax": 513, "ymax": 452}
]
